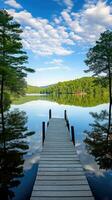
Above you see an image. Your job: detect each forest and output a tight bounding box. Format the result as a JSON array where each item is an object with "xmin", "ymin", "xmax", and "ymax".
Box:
[{"xmin": 26, "ymin": 77, "xmax": 108, "ymax": 96}]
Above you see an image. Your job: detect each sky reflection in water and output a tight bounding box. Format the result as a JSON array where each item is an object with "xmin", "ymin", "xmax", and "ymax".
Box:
[{"xmin": 8, "ymin": 97, "xmax": 111, "ymax": 200}]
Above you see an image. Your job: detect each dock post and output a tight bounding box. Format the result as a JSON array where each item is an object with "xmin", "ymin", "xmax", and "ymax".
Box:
[
  {"xmin": 71, "ymin": 126, "xmax": 75, "ymax": 145},
  {"xmin": 42, "ymin": 121, "xmax": 45, "ymax": 144},
  {"xmin": 64, "ymin": 110, "xmax": 67, "ymax": 121},
  {"xmin": 47, "ymin": 121, "xmax": 49, "ymax": 127},
  {"xmin": 49, "ymin": 109, "xmax": 52, "ymax": 120},
  {"xmin": 64, "ymin": 110, "xmax": 70, "ymax": 131},
  {"xmin": 67, "ymin": 120, "xmax": 70, "ymax": 131},
  {"xmin": 31, "ymin": 117, "xmax": 94, "ymax": 200}
]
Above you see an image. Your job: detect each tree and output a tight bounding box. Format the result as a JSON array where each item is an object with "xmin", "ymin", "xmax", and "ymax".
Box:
[
  {"xmin": 0, "ymin": 10, "xmax": 34, "ymax": 131},
  {"xmin": 84, "ymin": 110, "xmax": 112, "ymax": 169},
  {"xmin": 85, "ymin": 30, "xmax": 112, "ymax": 134},
  {"xmin": 0, "ymin": 109, "xmax": 35, "ymax": 199}
]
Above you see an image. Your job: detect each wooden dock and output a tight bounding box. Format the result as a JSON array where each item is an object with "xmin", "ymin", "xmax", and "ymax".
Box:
[{"xmin": 31, "ymin": 115, "xmax": 94, "ymax": 200}]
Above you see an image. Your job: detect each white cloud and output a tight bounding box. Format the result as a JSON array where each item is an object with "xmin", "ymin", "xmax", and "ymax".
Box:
[
  {"xmin": 5, "ymin": 0, "xmax": 22, "ymax": 9},
  {"xmin": 84, "ymin": 1, "xmax": 112, "ymax": 25},
  {"xmin": 61, "ymin": 11, "xmax": 72, "ymax": 24},
  {"xmin": 61, "ymin": 10, "xmax": 84, "ymax": 33},
  {"xmin": 49, "ymin": 59, "xmax": 64, "ymax": 65},
  {"xmin": 70, "ymin": 32, "xmax": 83, "ymax": 41},
  {"xmin": 63, "ymin": 0, "xmax": 73, "ymax": 10},
  {"xmin": 7, "ymin": 1, "xmax": 112, "ymax": 57},
  {"xmin": 36, "ymin": 66, "xmax": 70, "ymax": 72},
  {"xmin": 54, "ymin": 0, "xmax": 74, "ymax": 10},
  {"xmin": 8, "ymin": 9, "xmax": 73, "ymax": 56},
  {"xmin": 54, "ymin": 17, "xmax": 61, "ymax": 24},
  {"xmin": 61, "ymin": 1, "xmax": 112, "ymax": 44}
]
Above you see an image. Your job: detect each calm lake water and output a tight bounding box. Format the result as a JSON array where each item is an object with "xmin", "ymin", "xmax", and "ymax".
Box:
[{"xmin": 1, "ymin": 94, "xmax": 112, "ymax": 200}]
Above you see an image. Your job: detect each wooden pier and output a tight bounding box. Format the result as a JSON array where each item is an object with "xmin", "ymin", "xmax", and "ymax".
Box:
[{"xmin": 31, "ymin": 111, "xmax": 94, "ymax": 200}]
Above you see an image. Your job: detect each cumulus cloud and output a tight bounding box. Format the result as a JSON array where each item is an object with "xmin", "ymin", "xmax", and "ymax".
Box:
[
  {"xmin": 69, "ymin": 32, "xmax": 83, "ymax": 41},
  {"xmin": 8, "ymin": 9, "xmax": 73, "ymax": 56},
  {"xmin": 5, "ymin": 0, "xmax": 22, "ymax": 9},
  {"xmin": 54, "ymin": 17, "xmax": 61, "ymax": 24},
  {"xmin": 63, "ymin": 0, "xmax": 73, "ymax": 10},
  {"xmin": 7, "ymin": 1, "xmax": 112, "ymax": 57},
  {"xmin": 61, "ymin": 10, "xmax": 84, "ymax": 33},
  {"xmin": 61, "ymin": 1, "xmax": 112, "ymax": 44},
  {"xmin": 54, "ymin": 0, "xmax": 74, "ymax": 10}
]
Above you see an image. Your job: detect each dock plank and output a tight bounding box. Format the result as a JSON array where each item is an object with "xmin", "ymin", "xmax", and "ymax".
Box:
[
  {"xmin": 30, "ymin": 118, "xmax": 94, "ymax": 199},
  {"xmin": 33, "ymin": 185, "xmax": 91, "ymax": 191},
  {"xmin": 36, "ymin": 175, "xmax": 87, "ymax": 181},
  {"xmin": 38, "ymin": 167, "xmax": 84, "ymax": 172},
  {"xmin": 34, "ymin": 180, "xmax": 89, "ymax": 185},
  {"xmin": 31, "ymin": 190, "xmax": 92, "ymax": 197},
  {"xmin": 31, "ymin": 197, "xmax": 94, "ymax": 200}
]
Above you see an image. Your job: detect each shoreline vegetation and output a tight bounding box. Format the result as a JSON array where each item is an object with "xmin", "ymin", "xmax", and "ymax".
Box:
[
  {"xmin": 26, "ymin": 77, "xmax": 108, "ymax": 95},
  {"xmin": 12, "ymin": 93, "xmax": 109, "ymax": 107},
  {"xmin": 11, "ymin": 76, "xmax": 109, "ymax": 106}
]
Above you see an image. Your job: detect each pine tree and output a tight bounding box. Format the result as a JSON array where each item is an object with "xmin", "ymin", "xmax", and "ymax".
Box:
[
  {"xmin": 85, "ymin": 30, "xmax": 112, "ymax": 134},
  {"xmin": 0, "ymin": 10, "xmax": 34, "ymax": 131}
]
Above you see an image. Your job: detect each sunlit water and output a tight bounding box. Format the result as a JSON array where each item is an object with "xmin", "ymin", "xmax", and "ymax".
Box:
[{"xmin": 9, "ymin": 98, "xmax": 111, "ymax": 200}]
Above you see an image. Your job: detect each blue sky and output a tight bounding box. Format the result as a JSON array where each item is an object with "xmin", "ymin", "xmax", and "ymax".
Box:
[{"xmin": 0, "ymin": 0, "xmax": 112, "ymax": 86}]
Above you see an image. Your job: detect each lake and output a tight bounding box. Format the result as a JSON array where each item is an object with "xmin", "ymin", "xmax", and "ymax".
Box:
[{"xmin": 1, "ymin": 94, "xmax": 112, "ymax": 200}]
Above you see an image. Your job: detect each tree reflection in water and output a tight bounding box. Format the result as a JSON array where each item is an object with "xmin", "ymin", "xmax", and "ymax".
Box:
[
  {"xmin": 0, "ymin": 109, "xmax": 35, "ymax": 200},
  {"xmin": 84, "ymin": 109, "xmax": 112, "ymax": 170}
]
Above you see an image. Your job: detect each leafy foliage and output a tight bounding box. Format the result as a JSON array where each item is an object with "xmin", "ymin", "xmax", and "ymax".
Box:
[
  {"xmin": 0, "ymin": 10, "xmax": 34, "ymax": 110},
  {"xmin": 12, "ymin": 93, "xmax": 109, "ymax": 107},
  {"xmin": 84, "ymin": 110, "xmax": 112, "ymax": 170},
  {"xmin": 85, "ymin": 30, "xmax": 112, "ymax": 133},
  {"xmin": 0, "ymin": 109, "xmax": 35, "ymax": 199},
  {"xmin": 26, "ymin": 85, "xmax": 41, "ymax": 93},
  {"xmin": 85, "ymin": 30, "xmax": 112, "ymax": 76},
  {"xmin": 40, "ymin": 77, "xmax": 108, "ymax": 95}
]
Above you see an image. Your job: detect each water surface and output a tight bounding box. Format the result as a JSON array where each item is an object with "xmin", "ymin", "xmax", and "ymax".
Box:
[{"xmin": 1, "ymin": 94, "xmax": 111, "ymax": 200}]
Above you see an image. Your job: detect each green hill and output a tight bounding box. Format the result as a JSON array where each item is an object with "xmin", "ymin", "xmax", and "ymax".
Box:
[
  {"xmin": 26, "ymin": 77, "xmax": 108, "ymax": 96},
  {"xmin": 41, "ymin": 77, "xmax": 108, "ymax": 95},
  {"xmin": 26, "ymin": 85, "xmax": 41, "ymax": 93}
]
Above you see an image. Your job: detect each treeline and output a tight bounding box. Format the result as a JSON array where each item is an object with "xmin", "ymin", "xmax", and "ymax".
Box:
[
  {"xmin": 26, "ymin": 77, "xmax": 108, "ymax": 95},
  {"xmin": 46, "ymin": 93, "xmax": 109, "ymax": 107},
  {"xmin": 26, "ymin": 85, "xmax": 41, "ymax": 93},
  {"xmin": 13, "ymin": 93, "xmax": 109, "ymax": 107},
  {"xmin": 40, "ymin": 77, "xmax": 108, "ymax": 95}
]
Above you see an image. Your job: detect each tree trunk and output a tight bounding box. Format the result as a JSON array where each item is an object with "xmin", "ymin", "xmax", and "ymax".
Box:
[
  {"xmin": 0, "ymin": 74, "xmax": 6, "ymax": 149},
  {"xmin": 1, "ymin": 22, "xmax": 6, "ymax": 149},
  {"xmin": 108, "ymin": 66, "xmax": 112, "ymax": 135}
]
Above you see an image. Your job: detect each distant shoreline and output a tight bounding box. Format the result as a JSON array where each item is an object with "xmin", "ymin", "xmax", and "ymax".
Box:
[{"xmin": 25, "ymin": 93, "xmax": 47, "ymax": 96}]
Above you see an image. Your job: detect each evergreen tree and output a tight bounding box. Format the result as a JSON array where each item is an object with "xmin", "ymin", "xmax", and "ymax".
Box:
[
  {"xmin": 84, "ymin": 110, "xmax": 112, "ymax": 169},
  {"xmin": 0, "ymin": 109, "xmax": 35, "ymax": 198},
  {"xmin": 0, "ymin": 10, "xmax": 34, "ymax": 131},
  {"xmin": 85, "ymin": 30, "xmax": 112, "ymax": 134}
]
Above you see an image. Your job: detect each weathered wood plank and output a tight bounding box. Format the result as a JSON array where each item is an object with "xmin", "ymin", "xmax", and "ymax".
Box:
[
  {"xmin": 40, "ymin": 159, "xmax": 80, "ymax": 162},
  {"xmin": 37, "ymin": 171, "xmax": 85, "ymax": 176},
  {"xmin": 30, "ymin": 118, "xmax": 94, "ymax": 199},
  {"xmin": 33, "ymin": 185, "xmax": 91, "ymax": 191},
  {"xmin": 41, "ymin": 153, "xmax": 77, "ymax": 155},
  {"xmin": 40, "ymin": 155, "xmax": 78, "ymax": 158},
  {"xmin": 34, "ymin": 180, "xmax": 88, "ymax": 185},
  {"xmin": 31, "ymin": 197, "xmax": 94, "ymax": 200},
  {"xmin": 31, "ymin": 190, "xmax": 93, "ymax": 197},
  {"xmin": 38, "ymin": 167, "xmax": 84, "ymax": 172},
  {"xmin": 36, "ymin": 175, "xmax": 87, "ymax": 181},
  {"xmin": 39, "ymin": 164, "xmax": 82, "ymax": 168},
  {"xmin": 40, "ymin": 158, "xmax": 79, "ymax": 161}
]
